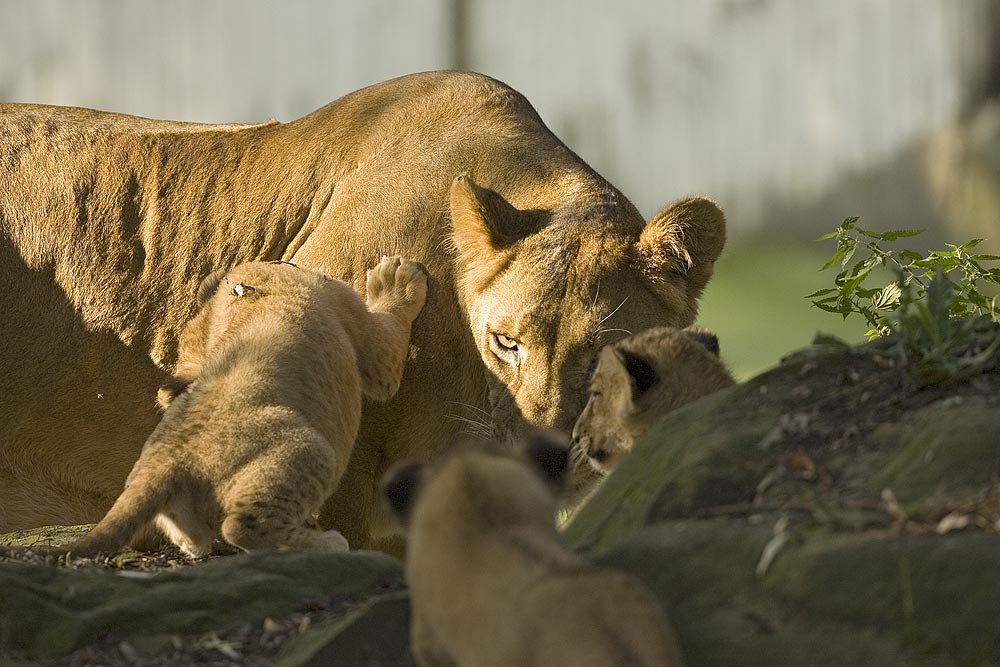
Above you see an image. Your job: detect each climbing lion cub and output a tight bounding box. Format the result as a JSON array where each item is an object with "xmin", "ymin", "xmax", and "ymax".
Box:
[
  {"xmin": 382, "ymin": 435, "xmax": 687, "ymax": 667},
  {"xmin": 71, "ymin": 257, "xmax": 426, "ymax": 557},
  {"xmin": 573, "ymin": 326, "xmax": 735, "ymax": 475}
]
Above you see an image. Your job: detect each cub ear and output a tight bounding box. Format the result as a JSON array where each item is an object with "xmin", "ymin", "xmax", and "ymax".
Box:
[
  {"xmin": 196, "ymin": 269, "xmax": 227, "ymax": 306},
  {"xmin": 523, "ymin": 431, "xmax": 570, "ymax": 487},
  {"xmin": 634, "ymin": 196, "xmax": 726, "ymax": 306},
  {"xmin": 449, "ymin": 175, "xmax": 542, "ymax": 292},
  {"xmin": 683, "ymin": 326, "xmax": 721, "ymax": 357},
  {"xmin": 613, "ymin": 348, "xmax": 658, "ymax": 395},
  {"xmin": 156, "ymin": 378, "xmax": 190, "ymax": 411},
  {"xmin": 380, "ymin": 461, "xmax": 426, "ymax": 528}
]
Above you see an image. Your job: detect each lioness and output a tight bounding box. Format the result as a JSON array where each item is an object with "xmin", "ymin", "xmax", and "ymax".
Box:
[
  {"xmin": 382, "ymin": 435, "xmax": 687, "ymax": 667},
  {"xmin": 1, "ymin": 71, "xmax": 724, "ymax": 549},
  {"xmin": 69, "ymin": 257, "xmax": 425, "ymax": 557},
  {"xmin": 572, "ymin": 326, "xmax": 735, "ymax": 475}
]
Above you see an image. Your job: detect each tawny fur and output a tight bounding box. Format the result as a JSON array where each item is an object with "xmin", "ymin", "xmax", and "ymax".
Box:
[
  {"xmin": 70, "ymin": 257, "xmax": 425, "ymax": 557},
  {"xmin": 0, "ymin": 71, "xmax": 724, "ymax": 550},
  {"xmin": 572, "ymin": 325, "xmax": 736, "ymax": 479},
  {"xmin": 383, "ymin": 440, "xmax": 687, "ymax": 667}
]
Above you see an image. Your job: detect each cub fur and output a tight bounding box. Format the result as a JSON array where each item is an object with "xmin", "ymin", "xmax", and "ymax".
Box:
[
  {"xmin": 71, "ymin": 257, "xmax": 426, "ymax": 557},
  {"xmin": 382, "ymin": 435, "xmax": 687, "ymax": 667},
  {"xmin": 572, "ymin": 326, "xmax": 735, "ymax": 475}
]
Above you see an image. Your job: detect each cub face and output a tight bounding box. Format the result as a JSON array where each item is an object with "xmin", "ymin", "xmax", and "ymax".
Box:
[
  {"xmin": 572, "ymin": 326, "xmax": 735, "ymax": 474},
  {"xmin": 448, "ymin": 176, "xmax": 726, "ymax": 446}
]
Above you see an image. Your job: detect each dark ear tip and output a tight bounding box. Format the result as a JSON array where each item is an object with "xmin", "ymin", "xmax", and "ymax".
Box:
[
  {"xmin": 614, "ymin": 347, "xmax": 658, "ymax": 394},
  {"xmin": 683, "ymin": 326, "xmax": 721, "ymax": 356},
  {"xmin": 381, "ymin": 461, "xmax": 425, "ymax": 524},
  {"xmin": 156, "ymin": 378, "xmax": 189, "ymax": 411},
  {"xmin": 524, "ymin": 431, "xmax": 570, "ymax": 484}
]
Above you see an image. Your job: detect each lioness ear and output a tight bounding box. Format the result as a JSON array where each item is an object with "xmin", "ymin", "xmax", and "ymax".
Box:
[
  {"xmin": 613, "ymin": 348, "xmax": 658, "ymax": 395},
  {"xmin": 381, "ymin": 461, "xmax": 426, "ymax": 528},
  {"xmin": 635, "ymin": 196, "xmax": 726, "ymax": 305},
  {"xmin": 683, "ymin": 326, "xmax": 721, "ymax": 357},
  {"xmin": 449, "ymin": 175, "xmax": 539, "ymax": 292},
  {"xmin": 197, "ymin": 270, "xmax": 227, "ymax": 306},
  {"xmin": 523, "ymin": 431, "xmax": 570, "ymax": 487}
]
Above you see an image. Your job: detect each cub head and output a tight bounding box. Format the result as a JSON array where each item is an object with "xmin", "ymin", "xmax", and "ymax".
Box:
[
  {"xmin": 381, "ymin": 432, "xmax": 570, "ymax": 532},
  {"xmin": 448, "ymin": 175, "xmax": 726, "ymax": 444},
  {"xmin": 571, "ymin": 326, "xmax": 735, "ymax": 474},
  {"xmin": 157, "ymin": 261, "xmax": 327, "ymax": 410}
]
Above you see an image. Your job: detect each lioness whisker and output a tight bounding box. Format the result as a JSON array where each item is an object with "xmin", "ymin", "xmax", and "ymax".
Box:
[
  {"xmin": 446, "ymin": 401, "xmax": 493, "ymax": 420},
  {"xmin": 596, "ymin": 296, "xmax": 629, "ymax": 327}
]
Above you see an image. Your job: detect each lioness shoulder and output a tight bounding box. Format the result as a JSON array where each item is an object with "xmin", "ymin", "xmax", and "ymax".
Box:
[
  {"xmin": 572, "ymin": 325, "xmax": 735, "ymax": 475},
  {"xmin": 382, "ymin": 435, "xmax": 686, "ymax": 667},
  {"xmin": 71, "ymin": 256, "xmax": 426, "ymax": 557}
]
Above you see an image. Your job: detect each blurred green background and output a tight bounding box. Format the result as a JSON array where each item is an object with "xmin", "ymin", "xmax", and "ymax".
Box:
[{"xmin": 697, "ymin": 241, "xmax": 862, "ymax": 380}]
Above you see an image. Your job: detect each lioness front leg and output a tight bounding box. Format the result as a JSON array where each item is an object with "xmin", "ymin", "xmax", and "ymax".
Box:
[{"xmin": 359, "ymin": 255, "xmax": 428, "ymax": 401}]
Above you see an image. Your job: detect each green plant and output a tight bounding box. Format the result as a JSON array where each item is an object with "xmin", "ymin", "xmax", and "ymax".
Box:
[
  {"xmin": 808, "ymin": 218, "xmax": 1000, "ymax": 339},
  {"xmin": 809, "ymin": 218, "xmax": 1000, "ymax": 384}
]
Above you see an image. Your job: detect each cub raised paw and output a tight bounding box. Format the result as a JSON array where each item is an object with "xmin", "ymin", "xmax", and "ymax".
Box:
[{"xmin": 366, "ymin": 255, "xmax": 428, "ymax": 324}]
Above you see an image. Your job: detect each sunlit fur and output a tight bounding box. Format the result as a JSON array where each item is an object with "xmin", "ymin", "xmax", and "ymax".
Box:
[
  {"xmin": 572, "ymin": 326, "xmax": 735, "ymax": 477},
  {"xmin": 70, "ymin": 258, "xmax": 425, "ymax": 557}
]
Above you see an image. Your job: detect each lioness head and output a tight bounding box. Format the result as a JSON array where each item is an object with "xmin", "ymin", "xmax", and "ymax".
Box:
[
  {"xmin": 572, "ymin": 326, "xmax": 735, "ymax": 474},
  {"xmin": 448, "ymin": 175, "xmax": 726, "ymax": 444}
]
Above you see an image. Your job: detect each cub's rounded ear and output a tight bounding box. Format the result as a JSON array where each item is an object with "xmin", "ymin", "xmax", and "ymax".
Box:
[
  {"xmin": 613, "ymin": 348, "xmax": 658, "ymax": 394},
  {"xmin": 683, "ymin": 326, "xmax": 721, "ymax": 357},
  {"xmin": 156, "ymin": 378, "xmax": 189, "ymax": 411},
  {"xmin": 524, "ymin": 431, "xmax": 570, "ymax": 487},
  {"xmin": 196, "ymin": 269, "xmax": 227, "ymax": 306},
  {"xmin": 381, "ymin": 461, "xmax": 426, "ymax": 528}
]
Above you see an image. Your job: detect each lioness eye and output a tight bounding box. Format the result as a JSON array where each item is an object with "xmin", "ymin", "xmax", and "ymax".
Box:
[
  {"xmin": 489, "ymin": 332, "xmax": 521, "ymax": 365},
  {"xmin": 495, "ymin": 334, "xmax": 518, "ymax": 351}
]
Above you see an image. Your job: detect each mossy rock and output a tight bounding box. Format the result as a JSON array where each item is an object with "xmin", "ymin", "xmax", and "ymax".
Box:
[
  {"xmin": 0, "ymin": 549, "xmax": 404, "ymax": 660},
  {"xmin": 566, "ymin": 341, "xmax": 1000, "ymax": 665}
]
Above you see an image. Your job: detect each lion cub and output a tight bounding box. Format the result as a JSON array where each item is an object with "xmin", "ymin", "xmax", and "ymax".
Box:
[
  {"xmin": 573, "ymin": 326, "xmax": 735, "ymax": 475},
  {"xmin": 382, "ymin": 435, "xmax": 687, "ymax": 667},
  {"xmin": 71, "ymin": 256, "xmax": 426, "ymax": 557}
]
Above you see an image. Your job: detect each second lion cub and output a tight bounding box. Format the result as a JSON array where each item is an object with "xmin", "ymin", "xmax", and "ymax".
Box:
[
  {"xmin": 382, "ymin": 436, "xmax": 687, "ymax": 667},
  {"xmin": 71, "ymin": 256, "xmax": 426, "ymax": 557}
]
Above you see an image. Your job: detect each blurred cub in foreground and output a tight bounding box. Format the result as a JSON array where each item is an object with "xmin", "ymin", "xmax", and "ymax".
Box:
[
  {"xmin": 71, "ymin": 256, "xmax": 426, "ymax": 557},
  {"xmin": 573, "ymin": 326, "xmax": 735, "ymax": 476},
  {"xmin": 382, "ymin": 435, "xmax": 686, "ymax": 667}
]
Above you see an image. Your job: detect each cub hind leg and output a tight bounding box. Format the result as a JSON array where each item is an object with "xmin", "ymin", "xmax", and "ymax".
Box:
[
  {"xmin": 358, "ymin": 256, "xmax": 428, "ymax": 401},
  {"xmin": 220, "ymin": 434, "xmax": 348, "ymax": 552}
]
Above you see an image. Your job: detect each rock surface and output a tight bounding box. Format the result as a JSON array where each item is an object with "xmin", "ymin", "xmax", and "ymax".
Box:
[
  {"xmin": 565, "ymin": 340, "xmax": 1000, "ymax": 666},
  {"xmin": 1, "ymin": 340, "xmax": 998, "ymax": 665}
]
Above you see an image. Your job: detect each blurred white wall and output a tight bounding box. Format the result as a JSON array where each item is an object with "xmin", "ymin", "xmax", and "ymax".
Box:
[{"xmin": 0, "ymin": 0, "xmax": 991, "ymax": 235}]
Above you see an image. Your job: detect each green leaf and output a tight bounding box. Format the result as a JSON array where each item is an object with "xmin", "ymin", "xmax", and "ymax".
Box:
[
  {"xmin": 959, "ymin": 238, "xmax": 985, "ymax": 250},
  {"xmin": 880, "ymin": 229, "xmax": 925, "ymax": 241},
  {"xmin": 971, "ymin": 254, "xmax": 1000, "ymax": 261},
  {"xmin": 816, "ymin": 231, "xmax": 839, "ymax": 240},
  {"xmin": 804, "ymin": 288, "xmax": 837, "ymax": 298}
]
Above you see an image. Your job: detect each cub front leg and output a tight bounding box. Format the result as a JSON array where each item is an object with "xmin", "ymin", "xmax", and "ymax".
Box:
[{"xmin": 359, "ymin": 255, "xmax": 428, "ymax": 401}]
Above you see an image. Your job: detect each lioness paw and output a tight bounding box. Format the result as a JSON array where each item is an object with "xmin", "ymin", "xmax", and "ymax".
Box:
[{"xmin": 366, "ymin": 255, "xmax": 428, "ymax": 321}]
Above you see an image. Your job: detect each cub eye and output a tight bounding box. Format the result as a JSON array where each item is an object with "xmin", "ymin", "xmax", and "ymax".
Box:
[{"xmin": 489, "ymin": 332, "xmax": 520, "ymax": 365}]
